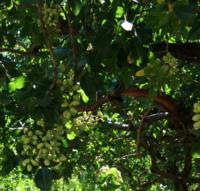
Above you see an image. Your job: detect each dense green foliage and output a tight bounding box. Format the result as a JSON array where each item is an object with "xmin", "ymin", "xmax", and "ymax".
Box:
[{"xmin": 0, "ymin": 0, "xmax": 200, "ymax": 190}]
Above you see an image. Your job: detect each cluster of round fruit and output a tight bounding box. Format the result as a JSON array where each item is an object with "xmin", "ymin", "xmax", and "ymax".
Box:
[
  {"xmin": 58, "ymin": 70, "xmax": 82, "ymax": 122},
  {"xmin": 145, "ymin": 53, "xmax": 178, "ymax": 82},
  {"xmin": 61, "ymin": 86, "xmax": 80, "ymax": 121},
  {"xmin": 43, "ymin": 3, "xmax": 60, "ymax": 32},
  {"xmin": 192, "ymin": 102, "xmax": 200, "ymax": 129},
  {"xmin": 71, "ymin": 111, "xmax": 104, "ymax": 133},
  {"xmin": 161, "ymin": 53, "xmax": 178, "ymax": 77},
  {"xmin": 20, "ymin": 125, "xmax": 67, "ymax": 172}
]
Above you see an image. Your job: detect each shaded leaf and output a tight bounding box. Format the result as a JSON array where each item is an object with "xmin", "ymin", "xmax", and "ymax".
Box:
[{"xmin": 34, "ymin": 168, "xmax": 53, "ymax": 191}]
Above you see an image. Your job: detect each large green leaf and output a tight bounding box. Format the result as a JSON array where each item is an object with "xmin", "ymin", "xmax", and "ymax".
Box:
[
  {"xmin": 0, "ymin": 147, "xmax": 19, "ymax": 176},
  {"xmin": 34, "ymin": 168, "xmax": 53, "ymax": 191},
  {"xmin": 9, "ymin": 76, "xmax": 25, "ymax": 92}
]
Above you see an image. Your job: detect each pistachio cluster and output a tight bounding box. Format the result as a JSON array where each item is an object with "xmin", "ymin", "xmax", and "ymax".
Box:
[
  {"xmin": 43, "ymin": 3, "xmax": 60, "ymax": 32},
  {"xmin": 59, "ymin": 70, "xmax": 81, "ymax": 122},
  {"xmin": 19, "ymin": 70, "xmax": 97, "ymax": 172},
  {"xmin": 71, "ymin": 111, "xmax": 104, "ymax": 132},
  {"xmin": 20, "ymin": 125, "xmax": 66, "ymax": 172},
  {"xmin": 192, "ymin": 102, "xmax": 200, "ymax": 129},
  {"xmin": 162, "ymin": 53, "xmax": 178, "ymax": 76}
]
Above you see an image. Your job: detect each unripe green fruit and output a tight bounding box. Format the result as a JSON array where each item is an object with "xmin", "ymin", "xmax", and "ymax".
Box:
[
  {"xmin": 71, "ymin": 100, "xmax": 80, "ymax": 106},
  {"xmin": 193, "ymin": 103, "xmax": 200, "ymax": 113},
  {"xmin": 37, "ymin": 119, "xmax": 45, "ymax": 127},
  {"xmin": 44, "ymin": 159, "xmax": 50, "ymax": 166},
  {"xmin": 35, "ymin": 130, "xmax": 43, "ymax": 136},
  {"xmin": 32, "ymin": 135, "xmax": 38, "ymax": 141},
  {"xmin": 42, "ymin": 137, "xmax": 48, "ymax": 142},
  {"xmin": 22, "ymin": 158, "xmax": 30, "ymax": 166},
  {"xmin": 55, "ymin": 135, "xmax": 62, "ymax": 140},
  {"xmin": 60, "ymin": 86, "xmax": 65, "ymax": 92},
  {"xmin": 70, "ymin": 107, "xmax": 77, "ymax": 115},
  {"xmin": 73, "ymin": 85, "xmax": 80, "ymax": 91},
  {"xmin": 55, "ymin": 126, "xmax": 63, "ymax": 132},
  {"xmin": 197, "ymin": 106, "xmax": 200, "ymax": 113},
  {"xmin": 22, "ymin": 136, "xmax": 30, "ymax": 144},
  {"xmin": 27, "ymin": 164, "xmax": 32, "ymax": 172},
  {"xmin": 59, "ymin": 155, "xmax": 66, "ymax": 161},
  {"xmin": 50, "ymin": 141, "xmax": 56, "ymax": 146},
  {"xmin": 37, "ymin": 143, "xmax": 44, "ymax": 149},
  {"xmin": 23, "ymin": 128, "xmax": 28, "ymax": 134},
  {"xmin": 168, "ymin": 69, "xmax": 174, "ymax": 76},
  {"xmin": 192, "ymin": 114, "xmax": 200, "ymax": 122},
  {"xmin": 193, "ymin": 121, "xmax": 200, "ymax": 129},
  {"xmin": 23, "ymin": 145, "xmax": 31, "ymax": 151},
  {"xmin": 32, "ymin": 140, "xmax": 38, "ymax": 145},
  {"xmin": 31, "ymin": 159, "xmax": 39, "ymax": 166},
  {"xmin": 44, "ymin": 142, "xmax": 51, "ymax": 148},
  {"xmin": 28, "ymin": 131, "xmax": 33, "ymax": 136},
  {"xmin": 41, "ymin": 148, "xmax": 47, "ymax": 154},
  {"xmin": 73, "ymin": 94, "xmax": 80, "ymax": 101},
  {"xmin": 21, "ymin": 150, "xmax": 26, "ymax": 156},
  {"xmin": 63, "ymin": 111, "xmax": 71, "ymax": 120},
  {"xmin": 61, "ymin": 102, "xmax": 69, "ymax": 108},
  {"xmin": 157, "ymin": 0, "xmax": 164, "ymax": 4}
]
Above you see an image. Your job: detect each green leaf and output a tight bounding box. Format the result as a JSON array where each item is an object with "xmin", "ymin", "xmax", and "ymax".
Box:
[
  {"xmin": 0, "ymin": 92, "xmax": 11, "ymax": 105},
  {"xmin": 67, "ymin": 131, "xmax": 76, "ymax": 140},
  {"xmin": 9, "ymin": 76, "xmax": 25, "ymax": 92},
  {"xmin": 54, "ymin": 48, "xmax": 68, "ymax": 59},
  {"xmin": 78, "ymin": 89, "xmax": 89, "ymax": 103},
  {"xmin": 34, "ymin": 168, "xmax": 53, "ymax": 191},
  {"xmin": 188, "ymin": 24, "xmax": 200, "ymax": 40},
  {"xmin": 174, "ymin": 5, "xmax": 195, "ymax": 21},
  {"xmin": 72, "ymin": 0, "xmax": 82, "ymax": 16},
  {"xmin": 65, "ymin": 121, "xmax": 72, "ymax": 129},
  {"xmin": 0, "ymin": 147, "xmax": 19, "ymax": 176},
  {"xmin": 115, "ymin": 6, "xmax": 124, "ymax": 18}
]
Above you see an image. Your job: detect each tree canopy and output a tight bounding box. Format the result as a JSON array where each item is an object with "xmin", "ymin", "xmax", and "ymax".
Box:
[{"xmin": 0, "ymin": 0, "xmax": 200, "ymax": 190}]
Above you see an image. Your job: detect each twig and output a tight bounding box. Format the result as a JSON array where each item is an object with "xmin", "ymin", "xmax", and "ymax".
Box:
[
  {"xmin": 144, "ymin": 112, "xmax": 169, "ymax": 122},
  {"xmin": 37, "ymin": 2, "xmax": 58, "ymax": 95},
  {"xmin": 136, "ymin": 108, "xmax": 152, "ymax": 155},
  {"xmin": 0, "ymin": 46, "xmax": 42, "ymax": 56},
  {"xmin": 114, "ymin": 153, "xmax": 137, "ymax": 162},
  {"xmin": 66, "ymin": 0, "xmax": 77, "ymax": 69}
]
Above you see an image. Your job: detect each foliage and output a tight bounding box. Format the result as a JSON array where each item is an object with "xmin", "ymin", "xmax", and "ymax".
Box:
[{"xmin": 0, "ymin": 0, "xmax": 200, "ymax": 191}]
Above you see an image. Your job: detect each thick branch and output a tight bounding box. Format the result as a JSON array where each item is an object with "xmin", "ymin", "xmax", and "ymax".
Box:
[
  {"xmin": 152, "ymin": 42, "xmax": 200, "ymax": 63},
  {"xmin": 120, "ymin": 87, "xmax": 179, "ymax": 115},
  {"xmin": 78, "ymin": 87, "xmax": 179, "ymax": 116}
]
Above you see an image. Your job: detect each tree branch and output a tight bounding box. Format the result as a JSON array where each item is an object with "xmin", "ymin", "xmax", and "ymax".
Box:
[
  {"xmin": 37, "ymin": 2, "xmax": 58, "ymax": 95},
  {"xmin": 66, "ymin": 0, "xmax": 77, "ymax": 69},
  {"xmin": 77, "ymin": 87, "xmax": 180, "ymax": 116},
  {"xmin": 0, "ymin": 44, "xmax": 42, "ymax": 56},
  {"xmin": 152, "ymin": 42, "xmax": 200, "ymax": 63},
  {"xmin": 136, "ymin": 109, "xmax": 152, "ymax": 155}
]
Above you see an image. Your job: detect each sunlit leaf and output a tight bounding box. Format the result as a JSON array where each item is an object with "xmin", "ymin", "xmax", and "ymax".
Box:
[{"xmin": 9, "ymin": 76, "xmax": 25, "ymax": 92}]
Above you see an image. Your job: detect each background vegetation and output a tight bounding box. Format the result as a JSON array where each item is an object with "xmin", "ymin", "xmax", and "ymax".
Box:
[{"xmin": 0, "ymin": 0, "xmax": 200, "ymax": 190}]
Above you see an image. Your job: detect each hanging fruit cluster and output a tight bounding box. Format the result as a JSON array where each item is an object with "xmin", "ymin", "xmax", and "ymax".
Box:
[
  {"xmin": 18, "ymin": 69, "xmax": 88, "ymax": 172},
  {"xmin": 42, "ymin": 3, "xmax": 60, "ymax": 33},
  {"xmin": 162, "ymin": 52, "xmax": 178, "ymax": 76},
  {"xmin": 142, "ymin": 53, "xmax": 178, "ymax": 91},
  {"xmin": 20, "ymin": 125, "xmax": 67, "ymax": 172},
  {"xmin": 59, "ymin": 69, "xmax": 81, "ymax": 123},
  {"xmin": 145, "ymin": 53, "xmax": 178, "ymax": 79},
  {"xmin": 192, "ymin": 102, "xmax": 200, "ymax": 129}
]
